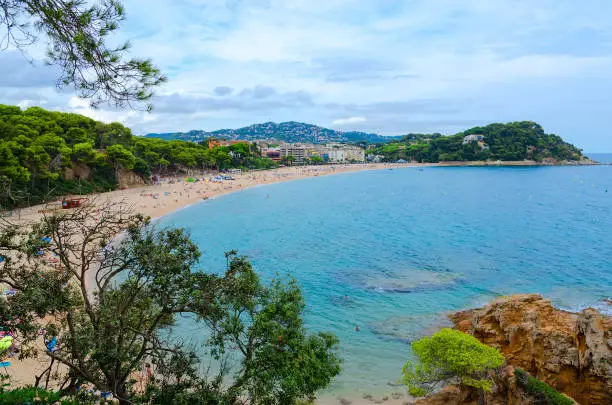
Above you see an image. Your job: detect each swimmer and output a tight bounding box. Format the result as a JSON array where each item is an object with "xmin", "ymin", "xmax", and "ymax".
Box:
[{"xmin": 355, "ymin": 325, "xmax": 360, "ymax": 332}]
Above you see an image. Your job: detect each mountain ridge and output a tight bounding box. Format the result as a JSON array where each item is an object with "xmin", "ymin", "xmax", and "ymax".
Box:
[{"xmin": 145, "ymin": 121, "xmax": 401, "ymax": 144}]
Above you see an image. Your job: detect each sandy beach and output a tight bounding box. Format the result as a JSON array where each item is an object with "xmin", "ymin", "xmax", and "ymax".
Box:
[{"xmin": 11, "ymin": 163, "xmax": 420, "ymax": 224}]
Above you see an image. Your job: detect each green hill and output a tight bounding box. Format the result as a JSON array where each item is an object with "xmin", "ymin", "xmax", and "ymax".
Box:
[
  {"xmin": 368, "ymin": 122, "xmax": 588, "ymax": 163},
  {"xmin": 146, "ymin": 121, "xmax": 400, "ymax": 144},
  {"xmin": 0, "ymin": 105, "xmax": 274, "ymax": 209}
]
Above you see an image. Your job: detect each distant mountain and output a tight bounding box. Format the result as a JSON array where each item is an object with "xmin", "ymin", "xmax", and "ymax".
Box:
[{"xmin": 145, "ymin": 121, "xmax": 400, "ymax": 144}]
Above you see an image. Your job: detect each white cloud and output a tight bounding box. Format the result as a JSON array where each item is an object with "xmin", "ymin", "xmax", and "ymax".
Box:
[
  {"xmin": 2, "ymin": 0, "xmax": 612, "ymax": 150},
  {"xmin": 332, "ymin": 116, "xmax": 367, "ymax": 126}
]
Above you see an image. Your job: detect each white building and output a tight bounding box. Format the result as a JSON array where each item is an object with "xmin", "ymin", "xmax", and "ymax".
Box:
[
  {"xmin": 280, "ymin": 142, "xmax": 365, "ymax": 163},
  {"xmin": 462, "ymin": 134, "xmax": 485, "ymax": 144}
]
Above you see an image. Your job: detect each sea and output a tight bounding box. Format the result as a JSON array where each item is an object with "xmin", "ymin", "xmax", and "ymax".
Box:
[{"xmin": 158, "ymin": 157, "xmax": 612, "ymax": 398}]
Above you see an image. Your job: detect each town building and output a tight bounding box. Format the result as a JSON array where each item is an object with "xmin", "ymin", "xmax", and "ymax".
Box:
[
  {"xmin": 280, "ymin": 142, "xmax": 365, "ymax": 164},
  {"xmin": 279, "ymin": 143, "xmax": 316, "ymax": 164},
  {"xmin": 262, "ymin": 147, "xmax": 281, "ymax": 162}
]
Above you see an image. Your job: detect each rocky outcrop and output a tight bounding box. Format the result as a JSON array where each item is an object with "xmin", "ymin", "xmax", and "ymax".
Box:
[
  {"xmin": 450, "ymin": 294, "xmax": 612, "ymax": 405},
  {"xmin": 116, "ymin": 168, "xmax": 147, "ymax": 188},
  {"xmin": 63, "ymin": 163, "xmax": 92, "ymax": 181}
]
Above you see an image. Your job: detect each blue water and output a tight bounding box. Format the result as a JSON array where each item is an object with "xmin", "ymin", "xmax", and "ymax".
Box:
[
  {"xmin": 588, "ymin": 153, "xmax": 612, "ymax": 164},
  {"xmin": 158, "ymin": 165, "xmax": 612, "ymax": 397}
]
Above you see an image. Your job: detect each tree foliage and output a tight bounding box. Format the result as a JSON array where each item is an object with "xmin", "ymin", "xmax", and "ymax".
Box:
[
  {"xmin": 368, "ymin": 122, "xmax": 585, "ymax": 163},
  {"xmin": 402, "ymin": 328, "xmax": 504, "ymax": 397},
  {"xmin": 0, "ymin": 104, "xmax": 277, "ymax": 209},
  {"xmin": 0, "ymin": 201, "xmax": 340, "ymax": 404},
  {"xmin": 514, "ymin": 368, "xmax": 574, "ymax": 405},
  {"xmin": 0, "ymin": 0, "xmax": 166, "ymax": 109}
]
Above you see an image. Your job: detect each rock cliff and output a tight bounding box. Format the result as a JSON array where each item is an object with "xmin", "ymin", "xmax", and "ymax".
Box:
[{"xmin": 449, "ymin": 294, "xmax": 612, "ymax": 405}]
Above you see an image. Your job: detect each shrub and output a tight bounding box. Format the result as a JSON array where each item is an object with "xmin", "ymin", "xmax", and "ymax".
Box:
[{"xmin": 514, "ymin": 368, "xmax": 574, "ymax": 405}]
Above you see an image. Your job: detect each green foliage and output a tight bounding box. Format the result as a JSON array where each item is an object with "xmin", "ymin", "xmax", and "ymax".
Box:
[
  {"xmin": 0, "ymin": 0, "xmax": 166, "ymax": 109},
  {"xmin": 0, "ymin": 104, "xmax": 278, "ymax": 209},
  {"xmin": 0, "ymin": 386, "xmax": 86, "ymax": 404},
  {"xmin": 206, "ymin": 256, "xmax": 342, "ymax": 404},
  {"xmin": 402, "ymin": 328, "xmax": 504, "ymax": 396},
  {"xmin": 514, "ymin": 368, "xmax": 574, "ymax": 405},
  {"xmin": 106, "ymin": 144, "xmax": 136, "ymax": 170},
  {"xmin": 368, "ymin": 121, "xmax": 584, "ymax": 163},
  {"xmin": 310, "ymin": 156, "xmax": 325, "ymax": 165}
]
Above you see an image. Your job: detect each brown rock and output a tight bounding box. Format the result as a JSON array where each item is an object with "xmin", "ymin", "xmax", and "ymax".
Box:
[
  {"xmin": 116, "ymin": 168, "xmax": 147, "ymax": 187},
  {"xmin": 63, "ymin": 163, "xmax": 91, "ymax": 181},
  {"xmin": 450, "ymin": 294, "xmax": 612, "ymax": 405}
]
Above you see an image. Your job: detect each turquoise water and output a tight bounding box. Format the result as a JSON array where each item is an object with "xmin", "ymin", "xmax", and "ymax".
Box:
[{"xmin": 158, "ymin": 165, "xmax": 612, "ymax": 396}]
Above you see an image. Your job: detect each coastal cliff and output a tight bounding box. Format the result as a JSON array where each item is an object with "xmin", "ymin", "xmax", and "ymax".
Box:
[{"xmin": 450, "ymin": 295, "xmax": 611, "ymax": 404}]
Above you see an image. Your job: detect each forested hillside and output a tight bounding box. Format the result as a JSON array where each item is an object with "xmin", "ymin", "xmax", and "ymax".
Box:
[
  {"xmin": 0, "ymin": 105, "xmax": 274, "ymax": 209},
  {"xmin": 368, "ymin": 122, "xmax": 586, "ymax": 163},
  {"xmin": 146, "ymin": 121, "xmax": 401, "ymax": 144}
]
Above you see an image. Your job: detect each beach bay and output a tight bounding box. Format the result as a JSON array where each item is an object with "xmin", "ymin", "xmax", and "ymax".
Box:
[{"xmin": 157, "ymin": 164, "xmax": 612, "ymax": 403}]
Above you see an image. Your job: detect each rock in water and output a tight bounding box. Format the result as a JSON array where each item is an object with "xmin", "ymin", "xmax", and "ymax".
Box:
[{"xmin": 451, "ymin": 294, "xmax": 612, "ymax": 405}]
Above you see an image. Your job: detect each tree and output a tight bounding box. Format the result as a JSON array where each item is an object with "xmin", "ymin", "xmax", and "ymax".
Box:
[
  {"xmin": 0, "ymin": 201, "xmax": 341, "ymax": 404},
  {"xmin": 204, "ymin": 256, "xmax": 341, "ymax": 404},
  {"xmin": 310, "ymin": 155, "xmax": 325, "ymax": 165},
  {"xmin": 281, "ymin": 155, "xmax": 296, "ymax": 166},
  {"xmin": 402, "ymin": 328, "xmax": 504, "ymax": 403},
  {"xmin": 0, "ymin": 0, "xmax": 166, "ymax": 109},
  {"xmin": 105, "ymin": 144, "xmax": 136, "ymax": 176}
]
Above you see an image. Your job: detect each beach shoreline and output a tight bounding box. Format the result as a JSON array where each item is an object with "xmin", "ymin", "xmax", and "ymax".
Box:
[
  {"xmin": 9, "ymin": 158, "xmax": 599, "ymax": 224},
  {"xmin": 11, "ymin": 163, "xmax": 420, "ymax": 224}
]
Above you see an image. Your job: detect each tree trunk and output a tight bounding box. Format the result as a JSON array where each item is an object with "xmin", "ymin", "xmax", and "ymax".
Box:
[
  {"xmin": 116, "ymin": 384, "xmax": 131, "ymax": 405},
  {"xmin": 478, "ymin": 387, "xmax": 485, "ymax": 405}
]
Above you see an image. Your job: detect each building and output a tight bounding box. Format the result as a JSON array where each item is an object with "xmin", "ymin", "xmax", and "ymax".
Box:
[
  {"xmin": 279, "ymin": 143, "xmax": 316, "ymax": 164},
  {"xmin": 320, "ymin": 143, "xmax": 365, "ymax": 162},
  {"xmin": 262, "ymin": 147, "xmax": 281, "ymax": 162},
  {"xmin": 367, "ymin": 154, "xmax": 385, "ymax": 163},
  {"xmin": 279, "ymin": 142, "xmax": 365, "ymax": 164},
  {"xmin": 462, "ymin": 134, "xmax": 485, "ymax": 145}
]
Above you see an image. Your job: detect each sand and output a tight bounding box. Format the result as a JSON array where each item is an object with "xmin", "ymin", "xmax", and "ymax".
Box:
[{"xmin": 11, "ymin": 163, "xmax": 421, "ymax": 224}]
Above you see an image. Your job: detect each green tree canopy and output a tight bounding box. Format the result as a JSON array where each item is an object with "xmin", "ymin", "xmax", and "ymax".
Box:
[
  {"xmin": 368, "ymin": 121, "xmax": 585, "ymax": 163},
  {"xmin": 105, "ymin": 143, "xmax": 136, "ymax": 171},
  {"xmin": 0, "ymin": 0, "xmax": 166, "ymax": 109},
  {"xmin": 0, "ymin": 104, "xmax": 280, "ymax": 209},
  {"xmin": 402, "ymin": 328, "xmax": 504, "ymax": 397}
]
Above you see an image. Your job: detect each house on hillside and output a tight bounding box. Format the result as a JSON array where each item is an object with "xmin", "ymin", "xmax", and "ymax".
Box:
[{"xmin": 462, "ymin": 134, "xmax": 485, "ymax": 145}]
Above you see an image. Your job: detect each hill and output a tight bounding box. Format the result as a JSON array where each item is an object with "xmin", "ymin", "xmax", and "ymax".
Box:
[
  {"xmin": 0, "ymin": 105, "xmax": 275, "ymax": 209},
  {"xmin": 145, "ymin": 121, "xmax": 401, "ymax": 144},
  {"xmin": 368, "ymin": 121, "xmax": 588, "ymax": 163}
]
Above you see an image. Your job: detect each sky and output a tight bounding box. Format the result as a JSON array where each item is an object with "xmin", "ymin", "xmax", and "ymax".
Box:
[{"xmin": 1, "ymin": 0, "xmax": 612, "ymax": 151}]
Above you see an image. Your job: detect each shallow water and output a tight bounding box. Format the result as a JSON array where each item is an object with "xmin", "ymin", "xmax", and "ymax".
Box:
[{"xmin": 158, "ymin": 165, "xmax": 612, "ymax": 396}]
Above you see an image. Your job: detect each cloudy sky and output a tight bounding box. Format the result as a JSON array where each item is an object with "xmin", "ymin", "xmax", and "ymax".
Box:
[{"xmin": 2, "ymin": 0, "xmax": 612, "ymax": 151}]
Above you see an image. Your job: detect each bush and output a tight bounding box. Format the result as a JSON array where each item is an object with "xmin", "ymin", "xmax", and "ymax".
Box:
[
  {"xmin": 402, "ymin": 328, "xmax": 504, "ymax": 396},
  {"xmin": 0, "ymin": 387, "xmax": 83, "ymax": 405},
  {"xmin": 514, "ymin": 368, "xmax": 574, "ymax": 405}
]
